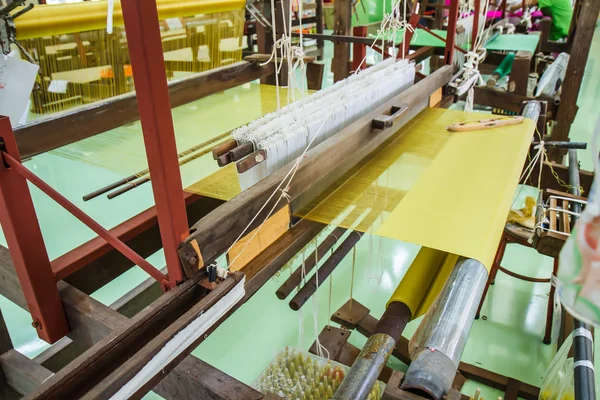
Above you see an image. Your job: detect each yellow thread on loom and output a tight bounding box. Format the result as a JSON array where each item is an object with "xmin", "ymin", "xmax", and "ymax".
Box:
[{"xmin": 23, "ymin": 9, "xmax": 244, "ymax": 117}]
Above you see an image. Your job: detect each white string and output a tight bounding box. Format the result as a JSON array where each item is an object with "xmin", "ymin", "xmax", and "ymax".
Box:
[{"xmin": 107, "ymin": 0, "xmax": 115, "ymax": 34}]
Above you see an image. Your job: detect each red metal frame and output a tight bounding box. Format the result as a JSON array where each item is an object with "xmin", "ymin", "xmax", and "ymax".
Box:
[
  {"xmin": 352, "ymin": 26, "xmax": 368, "ymax": 71},
  {"xmin": 0, "ymin": 0, "xmax": 195, "ymax": 342},
  {"xmin": 0, "ymin": 117, "xmax": 69, "ymax": 343},
  {"xmin": 120, "ymin": 0, "xmax": 189, "ymax": 288}
]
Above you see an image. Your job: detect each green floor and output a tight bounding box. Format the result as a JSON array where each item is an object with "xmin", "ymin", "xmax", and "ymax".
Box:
[{"xmin": 2, "ymin": 22, "xmax": 600, "ymax": 399}]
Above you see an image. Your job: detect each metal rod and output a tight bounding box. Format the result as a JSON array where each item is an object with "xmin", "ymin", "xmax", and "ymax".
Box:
[
  {"xmin": 1, "ymin": 151, "xmax": 169, "ymax": 286},
  {"xmin": 568, "ymin": 149, "xmax": 596, "ymax": 400},
  {"xmin": 533, "ymin": 141, "xmax": 587, "ymax": 150},
  {"xmin": 332, "ymin": 302, "xmax": 412, "ymax": 400},
  {"xmin": 401, "ymin": 258, "xmax": 488, "ymax": 400}
]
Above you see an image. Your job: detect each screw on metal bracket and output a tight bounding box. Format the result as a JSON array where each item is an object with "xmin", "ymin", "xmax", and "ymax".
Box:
[{"xmin": 31, "ymin": 319, "xmax": 42, "ymax": 330}]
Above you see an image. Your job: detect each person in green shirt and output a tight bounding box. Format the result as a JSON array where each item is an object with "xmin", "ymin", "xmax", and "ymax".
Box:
[{"xmin": 511, "ymin": 0, "xmax": 573, "ymax": 40}]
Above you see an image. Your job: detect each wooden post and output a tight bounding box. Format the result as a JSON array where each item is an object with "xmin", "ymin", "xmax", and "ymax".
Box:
[
  {"xmin": 257, "ymin": 0, "xmax": 290, "ymax": 86},
  {"xmin": 315, "ymin": 0, "xmax": 325, "ymax": 60},
  {"xmin": 508, "ymin": 51, "xmax": 532, "ymax": 96},
  {"xmin": 549, "ymin": 0, "xmax": 600, "ymax": 161},
  {"xmin": 333, "ymin": 0, "xmax": 352, "ymax": 82}
]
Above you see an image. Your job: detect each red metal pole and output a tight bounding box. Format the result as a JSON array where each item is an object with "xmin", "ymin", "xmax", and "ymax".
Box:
[
  {"xmin": 120, "ymin": 0, "xmax": 189, "ymax": 287},
  {"xmin": 0, "ymin": 117, "xmax": 68, "ymax": 343},
  {"xmin": 445, "ymin": 0, "xmax": 460, "ymax": 64},
  {"xmin": 352, "ymin": 26, "xmax": 368, "ymax": 71},
  {"xmin": 472, "ymin": 0, "xmax": 481, "ymax": 51},
  {"xmin": 0, "ymin": 151, "xmax": 169, "ymax": 286}
]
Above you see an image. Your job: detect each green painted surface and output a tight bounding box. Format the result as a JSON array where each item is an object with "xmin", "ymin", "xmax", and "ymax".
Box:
[
  {"xmin": 1, "ymin": 21, "xmax": 600, "ymax": 400},
  {"xmin": 371, "ymin": 29, "xmax": 540, "ymax": 53}
]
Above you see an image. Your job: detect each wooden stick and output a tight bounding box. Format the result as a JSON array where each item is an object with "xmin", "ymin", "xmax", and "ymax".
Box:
[
  {"xmin": 105, "ymin": 137, "xmax": 231, "ymax": 200},
  {"xmin": 83, "ymin": 131, "xmax": 231, "ymax": 201},
  {"xmin": 446, "ymin": 116, "xmax": 524, "ymax": 132},
  {"xmin": 275, "ymin": 226, "xmax": 347, "ymax": 300}
]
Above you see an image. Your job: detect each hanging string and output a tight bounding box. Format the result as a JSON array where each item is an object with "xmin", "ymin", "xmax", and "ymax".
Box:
[{"xmin": 349, "ymin": 246, "xmax": 357, "ymax": 313}]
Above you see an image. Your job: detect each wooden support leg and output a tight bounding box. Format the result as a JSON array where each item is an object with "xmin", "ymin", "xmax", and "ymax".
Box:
[
  {"xmin": 509, "ymin": 51, "xmax": 532, "ymax": 96},
  {"xmin": 333, "ymin": 0, "xmax": 352, "ymax": 82},
  {"xmin": 543, "ymin": 257, "xmax": 560, "ymax": 344},
  {"xmin": 475, "ymin": 234, "xmax": 506, "ymax": 319}
]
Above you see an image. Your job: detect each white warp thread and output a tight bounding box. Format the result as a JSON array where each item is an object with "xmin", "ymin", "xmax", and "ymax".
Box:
[{"xmin": 110, "ymin": 277, "xmax": 246, "ymax": 399}]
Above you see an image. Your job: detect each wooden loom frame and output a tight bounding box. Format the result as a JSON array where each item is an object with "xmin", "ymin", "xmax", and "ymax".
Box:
[{"xmin": 0, "ymin": 0, "xmax": 569, "ymax": 399}]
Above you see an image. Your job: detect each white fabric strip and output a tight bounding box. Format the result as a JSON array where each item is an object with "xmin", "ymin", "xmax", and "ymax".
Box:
[
  {"xmin": 574, "ymin": 327, "xmax": 594, "ymax": 342},
  {"xmin": 574, "ymin": 360, "xmax": 595, "ymax": 371},
  {"xmin": 110, "ymin": 277, "xmax": 246, "ymax": 399}
]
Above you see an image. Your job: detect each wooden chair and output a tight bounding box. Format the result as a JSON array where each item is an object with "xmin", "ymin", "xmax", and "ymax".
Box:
[{"xmin": 475, "ymin": 224, "xmax": 559, "ymax": 344}]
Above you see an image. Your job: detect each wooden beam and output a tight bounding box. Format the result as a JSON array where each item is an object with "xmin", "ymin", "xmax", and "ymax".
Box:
[
  {"xmin": 528, "ymin": 161, "xmax": 593, "ymax": 195},
  {"xmin": 0, "ymin": 350, "xmax": 53, "ymax": 396},
  {"xmin": 179, "ymin": 66, "xmax": 454, "ymax": 273},
  {"xmin": 549, "ymin": 0, "xmax": 600, "ymax": 160},
  {"xmin": 83, "ymin": 273, "xmax": 243, "ymax": 399},
  {"xmin": 153, "ymin": 356, "xmax": 264, "ymax": 400},
  {"xmin": 14, "ymin": 61, "xmax": 274, "ymax": 159},
  {"xmin": 473, "ymin": 86, "xmax": 557, "ymax": 118},
  {"xmin": 0, "ymin": 308, "xmax": 12, "ymax": 355},
  {"xmin": 333, "ymin": 0, "xmax": 352, "ymax": 82}
]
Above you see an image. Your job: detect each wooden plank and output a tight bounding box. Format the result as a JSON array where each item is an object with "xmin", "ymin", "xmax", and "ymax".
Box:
[
  {"xmin": 83, "ymin": 273, "xmax": 243, "ymax": 399},
  {"xmin": 0, "ymin": 246, "xmax": 27, "ymax": 311},
  {"xmin": 153, "ymin": 356, "xmax": 264, "ymax": 400},
  {"xmin": 227, "ymin": 205, "xmax": 291, "ymax": 272},
  {"xmin": 504, "ymin": 377, "xmax": 520, "ymax": 400},
  {"xmin": 0, "ymin": 308, "xmax": 12, "ymax": 355},
  {"xmin": 0, "ymin": 350, "xmax": 53, "ymax": 396},
  {"xmin": 14, "ymin": 61, "xmax": 274, "ymax": 159},
  {"xmin": 58, "ymin": 281, "xmax": 129, "ymax": 348},
  {"xmin": 26, "ymin": 214, "xmax": 319, "ymax": 399},
  {"xmin": 550, "ymin": 0, "xmax": 600, "ymax": 155},
  {"xmin": 473, "ymin": 86, "xmax": 557, "ymax": 117},
  {"xmin": 25, "ymin": 268, "xmax": 210, "ymax": 399},
  {"xmin": 179, "ymin": 65, "xmax": 453, "ymax": 273},
  {"xmin": 528, "ymin": 161, "xmax": 593, "ymax": 195}
]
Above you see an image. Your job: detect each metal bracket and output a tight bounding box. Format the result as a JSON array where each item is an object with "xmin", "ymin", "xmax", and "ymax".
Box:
[{"xmin": 0, "ymin": 0, "xmax": 35, "ymax": 62}]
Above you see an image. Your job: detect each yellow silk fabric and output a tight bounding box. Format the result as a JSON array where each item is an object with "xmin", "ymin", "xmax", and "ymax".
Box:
[{"xmin": 189, "ymin": 107, "xmax": 535, "ymax": 273}]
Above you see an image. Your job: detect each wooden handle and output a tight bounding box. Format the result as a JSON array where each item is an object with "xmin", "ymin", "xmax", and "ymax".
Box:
[
  {"xmin": 237, "ymin": 150, "xmax": 267, "ymax": 173},
  {"xmin": 446, "ymin": 116, "xmax": 524, "ymax": 132},
  {"xmin": 212, "ymin": 139, "xmax": 237, "ymax": 160},
  {"xmin": 372, "ymin": 103, "xmax": 409, "ymax": 130},
  {"xmin": 229, "ymin": 142, "xmax": 255, "ymax": 161}
]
